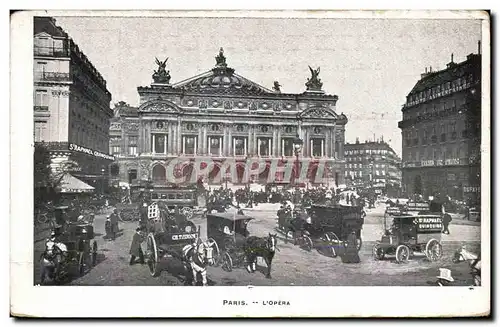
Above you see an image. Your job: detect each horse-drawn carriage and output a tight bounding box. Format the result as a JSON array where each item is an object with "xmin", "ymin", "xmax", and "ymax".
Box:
[
  {"xmin": 206, "ymin": 212, "xmax": 278, "ymax": 278},
  {"xmin": 277, "ymin": 204, "xmax": 365, "ymax": 257},
  {"xmin": 144, "ymin": 202, "xmax": 216, "ymax": 285},
  {"xmin": 372, "ymin": 213, "xmax": 443, "ymax": 263},
  {"xmin": 40, "ymin": 212, "xmax": 98, "ymax": 285},
  {"xmin": 150, "ymin": 187, "xmax": 198, "ymax": 219}
]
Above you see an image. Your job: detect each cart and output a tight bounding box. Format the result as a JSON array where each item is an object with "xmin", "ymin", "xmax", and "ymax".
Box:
[
  {"xmin": 144, "ymin": 202, "xmax": 212, "ymax": 277},
  {"xmin": 303, "ymin": 204, "xmax": 365, "ymax": 257},
  {"xmin": 206, "ymin": 212, "xmax": 254, "ymax": 272},
  {"xmin": 40, "ymin": 219, "xmax": 98, "ymax": 284},
  {"xmin": 372, "ymin": 213, "xmax": 443, "ymax": 263}
]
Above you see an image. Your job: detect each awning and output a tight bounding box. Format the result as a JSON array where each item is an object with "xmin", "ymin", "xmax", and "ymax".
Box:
[{"xmin": 57, "ymin": 173, "xmax": 95, "ymax": 193}]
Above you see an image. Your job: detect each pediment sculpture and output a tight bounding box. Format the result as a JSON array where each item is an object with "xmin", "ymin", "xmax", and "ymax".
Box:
[
  {"xmin": 141, "ymin": 102, "xmax": 180, "ymax": 113},
  {"xmin": 300, "ymin": 107, "xmax": 337, "ymax": 119}
]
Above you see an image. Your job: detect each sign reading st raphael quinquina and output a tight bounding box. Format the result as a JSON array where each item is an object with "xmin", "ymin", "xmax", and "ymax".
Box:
[{"xmin": 68, "ymin": 143, "xmax": 115, "ymax": 161}]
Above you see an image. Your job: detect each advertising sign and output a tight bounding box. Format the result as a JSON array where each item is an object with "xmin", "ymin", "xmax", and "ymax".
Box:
[
  {"xmin": 406, "ymin": 202, "xmax": 430, "ymax": 212},
  {"xmin": 68, "ymin": 143, "xmax": 115, "ymax": 161},
  {"xmin": 415, "ymin": 216, "xmax": 442, "ymax": 233}
]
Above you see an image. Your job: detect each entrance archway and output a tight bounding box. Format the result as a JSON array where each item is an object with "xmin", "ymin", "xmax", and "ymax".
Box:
[{"xmin": 152, "ymin": 164, "xmax": 166, "ymax": 184}]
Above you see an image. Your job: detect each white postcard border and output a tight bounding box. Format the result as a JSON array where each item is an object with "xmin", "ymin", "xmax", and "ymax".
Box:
[{"xmin": 10, "ymin": 10, "xmax": 491, "ymax": 317}]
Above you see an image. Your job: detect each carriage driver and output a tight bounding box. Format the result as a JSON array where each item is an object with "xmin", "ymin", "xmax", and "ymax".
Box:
[{"xmin": 46, "ymin": 230, "xmax": 68, "ymax": 272}]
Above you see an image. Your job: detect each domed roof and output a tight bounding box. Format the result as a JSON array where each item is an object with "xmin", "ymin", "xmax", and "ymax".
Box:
[
  {"xmin": 173, "ymin": 48, "xmax": 273, "ymax": 95},
  {"xmin": 178, "ymin": 69, "xmax": 271, "ymax": 95}
]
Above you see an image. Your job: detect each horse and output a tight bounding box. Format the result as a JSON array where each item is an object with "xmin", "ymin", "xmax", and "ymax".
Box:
[
  {"xmin": 39, "ymin": 240, "xmax": 67, "ymax": 285},
  {"xmin": 243, "ymin": 233, "xmax": 278, "ymax": 279},
  {"xmin": 182, "ymin": 239, "xmax": 215, "ymax": 286},
  {"xmin": 453, "ymin": 245, "xmax": 481, "ymax": 286}
]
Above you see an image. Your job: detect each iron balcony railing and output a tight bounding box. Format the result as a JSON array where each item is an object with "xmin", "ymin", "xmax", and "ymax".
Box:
[
  {"xmin": 35, "ymin": 71, "xmax": 71, "ymax": 82},
  {"xmin": 34, "ymin": 46, "xmax": 70, "ymax": 57},
  {"xmin": 34, "ymin": 105, "xmax": 49, "ymax": 111}
]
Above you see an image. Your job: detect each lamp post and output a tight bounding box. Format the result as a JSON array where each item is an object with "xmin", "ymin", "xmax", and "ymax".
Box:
[
  {"xmin": 101, "ymin": 167, "xmax": 106, "ymax": 195},
  {"xmin": 292, "ymin": 134, "xmax": 303, "ymax": 204}
]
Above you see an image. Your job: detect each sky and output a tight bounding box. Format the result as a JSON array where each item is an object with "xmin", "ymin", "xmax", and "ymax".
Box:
[{"xmin": 54, "ymin": 16, "xmax": 482, "ymax": 156}]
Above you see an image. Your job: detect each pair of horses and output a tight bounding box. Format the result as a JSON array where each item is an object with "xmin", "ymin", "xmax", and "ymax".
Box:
[{"xmin": 180, "ymin": 233, "xmax": 279, "ymax": 285}]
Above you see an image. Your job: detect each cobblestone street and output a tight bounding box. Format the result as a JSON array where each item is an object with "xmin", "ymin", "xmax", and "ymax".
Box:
[{"xmin": 34, "ymin": 203, "xmax": 481, "ymax": 286}]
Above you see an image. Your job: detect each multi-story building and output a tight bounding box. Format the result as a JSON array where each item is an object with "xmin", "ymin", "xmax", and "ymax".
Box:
[
  {"xmin": 398, "ymin": 46, "xmax": 481, "ymax": 202},
  {"xmin": 344, "ymin": 139, "xmax": 402, "ymax": 196},
  {"xmin": 34, "ymin": 17, "xmax": 113, "ymax": 191},
  {"xmin": 108, "ymin": 48, "xmax": 348, "ymax": 187}
]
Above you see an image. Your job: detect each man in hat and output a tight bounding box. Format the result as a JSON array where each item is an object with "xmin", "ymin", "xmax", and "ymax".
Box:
[
  {"xmin": 436, "ymin": 268, "xmax": 454, "ymax": 286},
  {"xmin": 129, "ymin": 227, "xmax": 145, "ymax": 265},
  {"xmin": 109, "ymin": 209, "xmax": 120, "ymax": 240},
  {"xmin": 442, "ymin": 211, "xmax": 452, "ymax": 235},
  {"xmin": 340, "ymin": 232, "xmax": 360, "ymax": 264}
]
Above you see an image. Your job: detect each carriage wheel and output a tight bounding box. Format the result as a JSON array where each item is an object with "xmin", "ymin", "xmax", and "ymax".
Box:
[
  {"xmin": 182, "ymin": 207, "xmax": 194, "ymax": 219},
  {"xmin": 395, "ymin": 245, "xmax": 410, "ymax": 263},
  {"xmin": 37, "ymin": 213, "xmax": 49, "ymax": 224},
  {"xmin": 356, "ymin": 237, "xmax": 363, "ymax": 251},
  {"xmin": 78, "ymin": 252, "xmax": 85, "ymax": 276},
  {"xmin": 323, "ymin": 232, "xmax": 340, "ymax": 258},
  {"xmin": 372, "ymin": 244, "xmax": 385, "ymax": 260},
  {"xmin": 91, "ymin": 241, "xmax": 98, "ymax": 266},
  {"xmin": 221, "ymin": 252, "xmax": 233, "ymax": 272},
  {"xmin": 303, "ymin": 235, "xmax": 313, "ymax": 252},
  {"xmin": 425, "ymin": 239, "xmax": 443, "ymax": 261},
  {"xmin": 207, "ymin": 238, "xmax": 220, "ymax": 266},
  {"xmin": 146, "ymin": 233, "xmax": 160, "ymax": 277}
]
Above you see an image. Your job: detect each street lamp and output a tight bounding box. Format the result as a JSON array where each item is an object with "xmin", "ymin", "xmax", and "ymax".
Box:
[
  {"xmin": 292, "ymin": 134, "xmax": 303, "ymax": 204},
  {"xmin": 101, "ymin": 167, "xmax": 106, "ymax": 195}
]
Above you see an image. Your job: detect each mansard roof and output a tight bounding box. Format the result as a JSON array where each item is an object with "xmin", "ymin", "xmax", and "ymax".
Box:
[
  {"xmin": 113, "ymin": 101, "xmax": 138, "ymax": 117},
  {"xmin": 408, "ymin": 53, "xmax": 481, "ymax": 96}
]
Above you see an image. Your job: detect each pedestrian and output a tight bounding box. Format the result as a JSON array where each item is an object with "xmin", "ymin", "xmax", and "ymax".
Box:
[
  {"xmin": 442, "ymin": 212, "xmax": 452, "ymax": 234},
  {"xmin": 129, "ymin": 227, "xmax": 145, "ymax": 265},
  {"xmin": 109, "ymin": 209, "xmax": 120, "ymax": 240},
  {"xmin": 435, "ymin": 268, "xmax": 454, "ymax": 286},
  {"xmin": 341, "ymin": 232, "xmax": 360, "ymax": 263}
]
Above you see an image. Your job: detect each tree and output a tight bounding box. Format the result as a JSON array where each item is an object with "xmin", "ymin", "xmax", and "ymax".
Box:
[
  {"xmin": 34, "ymin": 142, "xmax": 52, "ymax": 188},
  {"xmin": 34, "ymin": 142, "xmax": 65, "ymax": 205}
]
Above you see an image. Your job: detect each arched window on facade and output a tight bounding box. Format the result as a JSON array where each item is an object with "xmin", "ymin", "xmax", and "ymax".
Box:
[{"xmin": 151, "ymin": 165, "xmax": 166, "ymax": 184}]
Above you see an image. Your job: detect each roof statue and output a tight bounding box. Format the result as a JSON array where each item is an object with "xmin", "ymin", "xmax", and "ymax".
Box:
[
  {"xmin": 306, "ymin": 66, "xmax": 323, "ymax": 91},
  {"xmin": 215, "ymin": 47, "xmax": 227, "ymax": 67},
  {"xmin": 153, "ymin": 57, "xmax": 171, "ymax": 84},
  {"xmin": 273, "ymin": 81, "xmax": 282, "ymax": 93}
]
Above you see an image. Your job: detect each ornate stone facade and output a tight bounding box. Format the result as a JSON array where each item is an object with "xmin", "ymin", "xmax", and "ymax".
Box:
[{"xmin": 110, "ymin": 49, "xmax": 348, "ymax": 186}]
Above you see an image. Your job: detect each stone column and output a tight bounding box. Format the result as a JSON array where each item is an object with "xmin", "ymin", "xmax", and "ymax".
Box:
[
  {"xmin": 198, "ymin": 125, "xmax": 203, "ymax": 155},
  {"xmin": 272, "ymin": 127, "xmax": 277, "ymax": 157},
  {"xmin": 304, "ymin": 127, "xmax": 310, "ymax": 157},
  {"xmin": 332, "ymin": 127, "xmax": 337, "ymax": 159},
  {"xmin": 202, "ymin": 124, "xmax": 207, "ymax": 155},
  {"xmin": 168, "ymin": 123, "xmax": 173, "ymax": 155},
  {"xmin": 176, "ymin": 118, "xmax": 182, "ymax": 155},
  {"xmin": 248, "ymin": 126, "xmax": 253, "ymax": 156},
  {"xmin": 227, "ymin": 125, "xmax": 232, "ymax": 157},
  {"xmin": 339, "ymin": 128, "xmax": 345, "ymax": 159},
  {"xmin": 276, "ymin": 126, "xmax": 282, "ymax": 157},
  {"xmin": 144, "ymin": 121, "xmax": 151, "ymax": 154}
]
